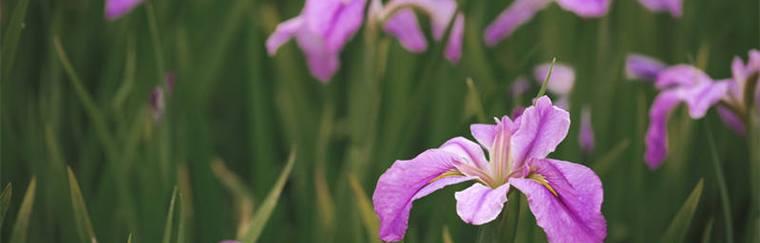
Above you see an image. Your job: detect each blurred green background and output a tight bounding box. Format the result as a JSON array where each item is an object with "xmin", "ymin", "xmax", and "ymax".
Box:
[{"xmin": 1, "ymin": 0, "xmax": 759, "ymax": 242}]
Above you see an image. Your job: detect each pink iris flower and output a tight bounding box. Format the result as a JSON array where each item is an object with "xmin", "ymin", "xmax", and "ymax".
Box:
[
  {"xmin": 266, "ymin": 0, "xmax": 366, "ymax": 82},
  {"xmin": 372, "ymin": 96, "xmax": 607, "ymax": 242}
]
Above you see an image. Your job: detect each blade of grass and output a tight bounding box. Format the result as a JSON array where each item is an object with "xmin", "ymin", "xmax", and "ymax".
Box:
[
  {"xmin": 706, "ymin": 129, "xmax": 734, "ymax": 243},
  {"xmin": 241, "ymin": 150, "xmax": 296, "ymax": 243},
  {"xmin": 661, "ymin": 178, "xmax": 704, "ymax": 243},
  {"xmin": 1, "ymin": 0, "xmax": 31, "ymax": 79},
  {"xmin": 127, "ymin": 233, "xmax": 133, "ymax": 243},
  {"xmin": 442, "ymin": 225, "xmax": 454, "ymax": 243},
  {"xmin": 593, "ymin": 139, "xmax": 630, "ymax": 176},
  {"xmin": 177, "ymin": 192, "xmax": 186, "ymax": 243},
  {"xmin": 162, "ymin": 187, "xmax": 178, "ymax": 243},
  {"xmin": 535, "ymin": 57, "xmax": 557, "ymax": 99},
  {"xmin": 67, "ymin": 167, "xmax": 97, "ymax": 243},
  {"xmin": 464, "ymin": 78, "xmax": 487, "ymax": 123},
  {"xmin": 347, "ymin": 174, "xmax": 380, "ymax": 243},
  {"xmin": 0, "ymin": 183, "xmax": 12, "ymax": 228},
  {"xmin": 9, "ymin": 177, "xmax": 36, "ymax": 243}
]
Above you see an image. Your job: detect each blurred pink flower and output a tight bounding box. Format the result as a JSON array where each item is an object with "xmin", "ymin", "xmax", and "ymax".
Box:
[
  {"xmin": 579, "ymin": 105, "xmax": 595, "ymax": 154},
  {"xmin": 637, "ymin": 0, "xmax": 682, "ymax": 17},
  {"xmin": 266, "ymin": 0, "xmax": 366, "ymax": 82},
  {"xmin": 373, "ymin": 96, "xmax": 606, "ymax": 243},
  {"xmin": 150, "ymin": 73, "xmax": 175, "ymax": 121},
  {"xmin": 105, "ymin": 0, "xmax": 143, "ymax": 21}
]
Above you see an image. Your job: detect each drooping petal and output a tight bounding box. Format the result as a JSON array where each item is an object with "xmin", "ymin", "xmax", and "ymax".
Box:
[
  {"xmin": 454, "ymin": 183, "xmax": 510, "ymax": 225},
  {"xmin": 534, "ymin": 63, "xmax": 576, "ymax": 96},
  {"xmin": 105, "ymin": 0, "xmax": 143, "ymax": 21},
  {"xmin": 483, "ymin": 0, "xmax": 552, "ymax": 46},
  {"xmin": 625, "ymin": 54, "xmax": 667, "ymax": 81},
  {"xmin": 373, "ymin": 149, "xmax": 474, "ymax": 242},
  {"xmin": 296, "ymin": 31, "xmax": 340, "ymax": 82},
  {"xmin": 266, "ymin": 17, "xmax": 305, "ymax": 56},
  {"xmin": 555, "ymin": 0, "xmax": 610, "ymax": 17},
  {"xmin": 509, "ymin": 159, "xmax": 606, "ymax": 243},
  {"xmin": 655, "ymin": 65, "xmax": 712, "ymax": 89},
  {"xmin": 511, "ymin": 96, "xmax": 571, "ymax": 167},
  {"xmin": 579, "ymin": 106, "xmax": 595, "ymax": 154},
  {"xmin": 444, "ymin": 13, "xmax": 465, "ymax": 63},
  {"xmin": 644, "ymin": 90, "xmax": 680, "ymax": 169},
  {"xmin": 678, "ymin": 80, "xmax": 728, "ymax": 118},
  {"xmin": 440, "ymin": 137, "xmax": 490, "ymax": 170},
  {"xmin": 321, "ymin": 0, "xmax": 367, "ymax": 52},
  {"xmin": 717, "ymin": 105, "xmax": 746, "ymax": 135},
  {"xmin": 637, "ymin": 0, "xmax": 682, "ymax": 17},
  {"xmin": 384, "ymin": 9, "xmax": 428, "ymax": 53}
]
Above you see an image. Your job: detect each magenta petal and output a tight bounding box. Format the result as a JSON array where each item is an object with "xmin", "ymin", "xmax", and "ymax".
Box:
[
  {"xmin": 470, "ymin": 123, "xmax": 497, "ymax": 149},
  {"xmin": 625, "ymin": 54, "xmax": 667, "ymax": 81},
  {"xmin": 105, "ymin": 0, "xmax": 143, "ymax": 21},
  {"xmin": 717, "ymin": 105, "xmax": 746, "ymax": 135},
  {"xmin": 509, "ymin": 159, "xmax": 606, "ymax": 243},
  {"xmin": 534, "ymin": 63, "xmax": 576, "ymax": 96},
  {"xmin": 579, "ymin": 106, "xmax": 595, "ymax": 154},
  {"xmin": 483, "ymin": 0, "xmax": 551, "ymax": 46},
  {"xmin": 454, "ymin": 183, "xmax": 510, "ymax": 225},
  {"xmin": 679, "ymin": 81, "xmax": 728, "ymax": 118},
  {"xmin": 644, "ymin": 91, "xmax": 680, "ymax": 169},
  {"xmin": 444, "ymin": 14, "xmax": 465, "ymax": 63},
  {"xmin": 296, "ymin": 34, "xmax": 340, "ymax": 82},
  {"xmin": 373, "ymin": 149, "xmax": 473, "ymax": 242},
  {"xmin": 266, "ymin": 17, "xmax": 304, "ymax": 56},
  {"xmin": 511, "ymin": 96, "xmax": 571, "ymax": 166},
  {"xmin": 655, "ymin": 65, "xmax": 712, "ymax": 89},
  {"xmin": 638, "ymin": 0, "xmax": 682, "ymax": 17},
  {"xmin": 440, "ymin": 137, "xmax": 490, "ymax": 170},
  {"xmin": 322, "ymin": 0, "xmax": 366, "ymax": 51},
  {"xmin": 555, "ymin": 0, "xmax": 611, "ymax": 17},
  {"xmin": 384, "ymin": 9, "xmax": 428, "ymax": 53}
]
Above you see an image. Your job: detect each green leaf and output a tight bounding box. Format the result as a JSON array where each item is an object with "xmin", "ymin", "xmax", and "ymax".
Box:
[
  {"xmin": 1, "ymin": 0, "xmax": 31, "ymax": 79},
  {"xmin": 0, "ymin": 183, "xmax": 12, "ymax": 228},
  {"xmin": 240, "ymin": 150, "xmax": 296, "ymax": 243},
  {"xmin": 535, "ymin": 57, "xmax": 557, "ymax": 99},
  {"xmin": 442, "ymin": 226, "xmax": 454, "ymax": 243},
  {"xmin": 9, "ymin": 178, "xmax": 36, "ymax": 243},
  {"xmin": 67, "ymin": 167, "xmax": 97, "ymax": 243},
  {"xmin": 127, "ymin": 233, "xmax": 133, "ymax": 243},
  {"xmin": 162, "ymin": 187, "xmax": 178, "ymax": 243},
  {"xmin": 661, "ymin": 178, "xmax": 704, "ymax": 243},
  {"xmin": 464, "ymin": 78, "xmax": 487, "ymax": 123},
  {"xmin": 706, "ymin": 129, "xmax": 734, "ymax": 243},
  {"xmin": 348, "ymin": 174, "xmax": 380, "ymax": 243}
]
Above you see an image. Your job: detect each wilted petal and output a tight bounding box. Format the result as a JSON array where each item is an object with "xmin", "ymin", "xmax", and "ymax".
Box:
[
  {"xmin": 454, "ymin": 183, "xmax": 510, "ymax": 225},
  {"xmin": 625, "ymin": 54, "xmax": 667, "ymax": 81},
  {"xmin": 266, "ymin": 17, "xmax": 305, "ymax": 56},
  {"xmin": 638, "ymin": 0, "xmax": 682, "ymax": 17},
  {"xmin": 717, "ymin": 105, "xmax": 746, "ymax": 135},
  {"xmin": 679, "ymin": 80, "xmax": 728, "ymax": 118},
  {"xmin": 555, "ymin": 0, "xmax": 610, "ymax": 17},
  {"xmin": 441, "ymin": 137, "xmax": 489, "ymax": 170},
  {"xmin": 655, "ymin": 65, "xmax": 712, "ymax": 89},
  {"xmin": 105, "ymin": 0, "xmax": 143, "ymax": 21},
  {"xmin": 511, "ymin": 96, "xmax": 571, "ymax": 166},
  {"xmin": 384, "ymin": 10, "xmax": 428, "ymax": 53},
  {"xmin": 534, "ymin": 63, "xmax": 575, "ymax": 96},
  {"xmin": 373, "ymin": 149, "xmax": 473, "ymax": 242},
  {"xmin": 579, "ymin": 106, "xmax": 595, "ymax": 154},
  {"xmin": 644, "ymin": 91, "xmax": 680, "ymax": 169},
  {"xmin": 483, "ymin": 0, "xmax": 551, "ymax": 46},
  {"xmin": 444, "ymin": 14, "xmax": 465, "ymax": 63},
  {"xmin": 509, "ymin": 159, "xmax": 606, "ymax": 243}
]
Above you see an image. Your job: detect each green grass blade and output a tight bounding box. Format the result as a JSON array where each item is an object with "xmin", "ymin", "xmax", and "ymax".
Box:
[
  {"xmin": 176, "ymin": 191, "xmax": 186, "ymax": 243},
  {"xmin": 661, "ymin": 178, "xmax": 704, "ymax": 243},
  {"xmin": 348, "ymin": 174, "xmax": 380, "ymax": 243},
  {"xmin": 0, "ymin": 183, "xmax": 12, "ymax": 228},
  {"xmin": 127, "ymin": 233, "xmax": 133, "ymax": 243},
  {"xmin": 706, "ymin": 129, "xmax": 734, "ymax": 243},
  {"xmin": 9, "ymin": 177, "xmax": 36, "ymax": 243},
  {"xmin": 162, "ymin": 187, "xmax": 178, "ymax": 243},
  {"xmin": 67, "ymin": 167, "xmax": 97, "ymax": 243},
  {"xmin": 241, "ymin": 151, "xmax": 296, "ymax": 243},
  {"xmin": 1, "ymin": 0, "xmax": 31, "ymax": 79},
  {"xmin": 442, "ymin": 225, "xmax": 454, "ymax": 243},
  {"xmin": 464, "ymin": 78, "xmax": 487, "ymax": 123},
  {"xmin": 535, "ymin": 57, "xmax": 557, "ymax": 99}
]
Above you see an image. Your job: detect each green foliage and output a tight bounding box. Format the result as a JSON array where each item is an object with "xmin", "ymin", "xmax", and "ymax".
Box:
[{"xmin": 661, "ymin": 179, "xmax": 704, "ymax": 243}]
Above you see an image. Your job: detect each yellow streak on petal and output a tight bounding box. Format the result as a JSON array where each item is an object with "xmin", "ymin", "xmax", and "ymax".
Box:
[
  {"xmin": 430, "ymin": 170, "xmax": 465, "ymax": 183},
  {"xmin": 528, "ymin": 173, "xmax": 558, "ymax": 197}
]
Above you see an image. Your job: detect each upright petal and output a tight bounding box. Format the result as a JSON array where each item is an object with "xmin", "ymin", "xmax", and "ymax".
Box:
[
  {"xmin": 444, "ymin": 14, "xmax": 465, "ymax": 63},
  {"xmin": 644, "ymin": 90, "xmax": 680, "ymax": 168},
  {"xmin": 678, "ymin": 80, "xmax": 728, "ymax": 118},
  {"xmin": 511, "ymin": 96, "xmax": 571, "ymax": 166},
  {"xmin": 509, "ymin": 159, "xmax": 606, "ymax": 243},
  {"xmin": 555, "ymin": 0, "xmax": 610, "ymax": 17},
  {"xmin": 105, "ymin": 0, "xmax": 143, "ymax": 21},
  {"xmin": 471, "ymin": 123, "xmax": 497, "ymax": 149},
  {"xmin": 638, "ymin": 0, "xmax": 682, "ymax": 17},
  {"xmin": 655, "ymin": 65, "xmax": 712, "ymax": 89},
  {"xmin": 534, "ymin": 63, "xmax": 576, "ymax": 96},
  {"xmin": 440, "ymin": 137, "xmax": 489, "ymax": 170},
  {"xmin": 266, "ymin": 17, "xmax": 305, "ymax": 56},
  {"xmin": 373, "ymin": 149, "xmax": 474, "ymax": 242},
  {"xmin": 483, "ymin": 0, "xmax": 551, "ymax": 46},
  {"xmin": 625, "ymin": 54, "xmax": 667, "ymax": 81},
  {"xmin": 454, "ymin": 183, "xmax": 510, "ymax": 225},
  {"xmin": 384, "ymin": 9, "xmax": 428, "ymax": 53},
  {"xmin": 579, "ymin": 106, "xmax": 595, "ymax": 154},
  {"xmin": 717, "ymin": 105, "xmax": 746, "ymax": 135}
]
